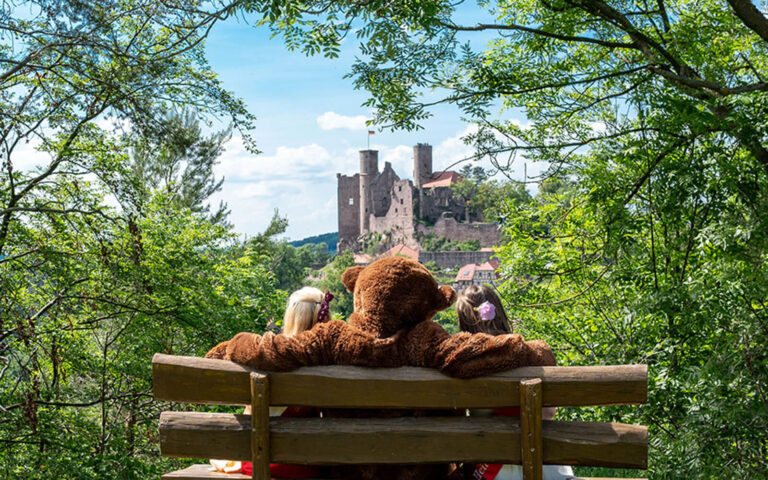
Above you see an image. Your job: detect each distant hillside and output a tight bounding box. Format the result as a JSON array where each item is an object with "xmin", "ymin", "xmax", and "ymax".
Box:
[{"xmin": 290, "ymin": 232, "xmax": 338, "ymax": 254}]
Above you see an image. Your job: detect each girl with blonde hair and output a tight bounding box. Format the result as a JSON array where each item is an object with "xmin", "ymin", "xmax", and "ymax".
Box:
[
  {"xmin": 282, "ymin": 286, "xmax": 329, "ymax": 336},
  {"xmin": 211, "ymin": 286, "xmax": 333, "ymax": 478}
]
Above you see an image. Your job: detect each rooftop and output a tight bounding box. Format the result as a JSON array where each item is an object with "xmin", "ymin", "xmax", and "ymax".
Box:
[
  {"xmin": 386, "ymin": 244, "xmax": 420, "ymax": 262},
  {"xmin": 455, "ymin": 261, "xmax": 497, "ymax": 281},
  {"xmin": 422, "ymin": 171, "xmax": 461, "ymax": 188}
]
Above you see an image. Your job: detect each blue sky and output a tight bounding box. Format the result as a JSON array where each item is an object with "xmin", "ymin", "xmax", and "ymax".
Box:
[{"xmin": 202, "ymin": 13, "xmax": 538, "ymax": 241}]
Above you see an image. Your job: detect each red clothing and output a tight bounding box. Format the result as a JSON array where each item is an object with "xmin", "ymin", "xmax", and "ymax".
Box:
[
  {"xmin": 472, "ymin": 408, "xmax": 520, "ymax": 480},
  {"xmin": 241, "ymin": 406, "xmax": 323, "ymax": 479},
  {"xmin": 241, "ymin": 463, "xmax": 320, "ymax": 479}
]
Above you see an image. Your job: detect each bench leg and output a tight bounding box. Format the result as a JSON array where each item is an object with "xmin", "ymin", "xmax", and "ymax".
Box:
[
  {"xmin": 251, "ymin": 373, "xmax": 270, "ymax": 480},
  {"xmin": 520, "ymin": 378, "xmax": 543, "ymax": 480}
]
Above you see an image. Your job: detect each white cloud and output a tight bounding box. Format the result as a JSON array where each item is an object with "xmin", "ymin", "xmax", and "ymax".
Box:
[
  {"xmin": 9, "ymin": 138, "xmax": 51, "ymax": 172},
  {"xmin": 95, "ymin": 116, "xmax": 132, "ymax": 133},
  {"xmin": 589, "ymin": 121, "xmax": 608, "ymax": 134},
  {"xmin": 211, "ymin": 138, "xmax": 348, "ymax": 241},
  {"xmin": 316, "ymin": 112, "xmax": 369, "ymax": 131},
  {"xmin": 380, "ymin": 145, "xmax": 413, "ymax": 178},
  {"xmin": 510, "ymin": 118, "xmax": 533, "ymax": 131},
  {"xmin": 432, "ymin": 123, "xmax": 550, "ymax": 188},
  {"xmin": 434, "ymin": 124, "xmax": 478, "ymax": 172},
  {"xmin": 216, "ymin": 137, "xmax": 333, "ymax": 180}
]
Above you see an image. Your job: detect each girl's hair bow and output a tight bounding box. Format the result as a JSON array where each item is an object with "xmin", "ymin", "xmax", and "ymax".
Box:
[{"xmin": 317, "ymin": 291, "xmax": 334, "ymax": 322}]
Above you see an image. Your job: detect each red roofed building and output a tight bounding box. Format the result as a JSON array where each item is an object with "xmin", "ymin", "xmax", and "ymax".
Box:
[
  {"xmin": 453, "ymin": 262, "xmax": 499, "ymax": 292},
  {"xmin": 354, "ymin": 253, "xmax": 374, "ymax": 265},
  {"xmin": 385, "ymin": 244, "xmax": 420, "ymax": 262},
  {"xmin": 421, "ymin": 171, "xmax": 462, "ymax": 188}
]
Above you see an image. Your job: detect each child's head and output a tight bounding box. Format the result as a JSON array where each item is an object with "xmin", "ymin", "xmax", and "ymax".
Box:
[
  {"xmin": 282, "ymin": 287, "xmax": 325, "ymax": 337},
  {"xmin": 456, "ymin": 285, "xmax": 512, "ymax": 336}
]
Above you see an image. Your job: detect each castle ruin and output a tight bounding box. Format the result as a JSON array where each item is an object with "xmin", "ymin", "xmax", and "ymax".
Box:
[{"xmin": 337, "ymin": 143, "xmax": 500, "ymax": 252}]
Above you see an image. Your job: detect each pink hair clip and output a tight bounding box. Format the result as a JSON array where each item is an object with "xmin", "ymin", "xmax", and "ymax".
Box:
[{"xmin": 477, "ymin": 301, "xmax": 496, "ymax": 321}]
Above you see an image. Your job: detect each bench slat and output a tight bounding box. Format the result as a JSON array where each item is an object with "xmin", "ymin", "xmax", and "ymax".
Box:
[
  {"xmin": 159, "ymin": 412, "xmax": 647, "ymax": 469},
  {"xmin": 152, "ymin": 354, "xmax": 647, "ymax": 408}
]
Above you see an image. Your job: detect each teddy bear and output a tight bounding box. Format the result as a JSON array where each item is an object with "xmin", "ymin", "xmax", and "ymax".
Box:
[{"xmin": 206, "ymin": 256, "xmax": 556, "ymax": 479}]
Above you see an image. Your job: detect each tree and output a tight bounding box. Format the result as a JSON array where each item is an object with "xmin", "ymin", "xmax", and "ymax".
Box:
[
  {"xmin": 452, "ymin": 165, "xmax": 488, "ymax": 222},
  {"xmin": 0, "ymin": 0, "xmax": 255, "ymax": 256},
  {"xmin": 248, "ymin": 211, "xmax": 332, "ymax": 291},
  {"xmin": 0, "ymin": 2, "xmax": 274, "ymax": 477},
  {"xmin": 130, "ymin": 111, "xmax": 232, "ymax": 224}
]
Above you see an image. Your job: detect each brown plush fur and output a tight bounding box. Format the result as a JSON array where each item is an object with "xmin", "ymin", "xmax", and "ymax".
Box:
[{"xmin": 206, "ymin": 256, "xmax": 556, "ymax": 479}]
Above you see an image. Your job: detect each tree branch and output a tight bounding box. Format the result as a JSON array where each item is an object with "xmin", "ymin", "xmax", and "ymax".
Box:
[
  {"xmin": 439, "ymin": 20, "xmax": 638, "ymax": 49},
  {"xmin": 726, "ymin": 0, "xmax": 768, "ymax": 44}
]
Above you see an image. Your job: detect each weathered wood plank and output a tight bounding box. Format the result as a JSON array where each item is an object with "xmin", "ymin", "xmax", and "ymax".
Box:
[
  {"xmin": 159, "ymin": 412, "xmax": 251, "ymax": 460},
  {"xmin": 152, "ymin": 354, "xmax": 647, "ymax": 408},
  {"xmin": 158, "ymin": 465, "xmax": 649, "ymax": 480},
  {"xmin": 251, "ymin": 373, "xmax": 270, "ymax": 480},
  {"xmin": 543, "ymin": 420, "xmax": 648, "ymax": 470},
  {"xmin": 153, "ymin": 354, "xmax": 252, "ymax": 405},
  {"xmin": 159, "ymin": 412, "xmax": 647, "ymax": 468},
  {"xmin": 520, "ymin": 378, "xmax": 543, "ymax": 480}
]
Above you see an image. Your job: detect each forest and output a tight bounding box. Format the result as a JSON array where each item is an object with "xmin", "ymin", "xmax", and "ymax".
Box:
[{"xmin": 2, "ymin": 0, "xmax": 767, "ymax": 479}]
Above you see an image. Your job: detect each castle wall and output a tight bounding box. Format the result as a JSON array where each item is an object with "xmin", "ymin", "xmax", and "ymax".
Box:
[
  {"xmin": 419, "ymin": 250, "xmax": 496, "ymax": 269},
  {"xmin": 369, "ymin": 179, "xmax": 417, "ymax": 247},
  {"xmin": 370, "ymin": 162, "xmax": 399, "ymax": 217},
  {"xmin": 417, "ymin": 217, "xmax": 501, "ymax": 247},
  {"xmin": 421, "ymin": 186, "xmax": 467, "ymax": 223},
  {"xmin": 337, "ymin": 144, "xmax": 502, "ymax": 254},
  {"xmin": 337, "ymin": 173, "xmax": 360, "ymax": 250}
]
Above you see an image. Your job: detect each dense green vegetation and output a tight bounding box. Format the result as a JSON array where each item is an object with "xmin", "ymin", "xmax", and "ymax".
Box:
[
  {"xmin": 249, "ymin": 212, "xmax": 332, "ymax": 292},
  {"xmin": 3, "ymin": 0, "xmax": 768, "ymax": 478},
  {"xmin": 0, "ymin": 3, "xmax": 273, "ymax": 477},
  {"xmin": 451, "ymin": 166, "xmax": 533, "ymax": 224}
]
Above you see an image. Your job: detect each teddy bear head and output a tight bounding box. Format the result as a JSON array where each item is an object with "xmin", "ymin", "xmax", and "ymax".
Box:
[{"xmin": 341, "ymin": 256, "xmax": 457, "ymax": 338}]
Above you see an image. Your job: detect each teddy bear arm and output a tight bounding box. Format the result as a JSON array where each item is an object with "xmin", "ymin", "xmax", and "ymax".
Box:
[
  {"xmin": 436, "ymin": 333, "xmax": 556, "ymax": 379},
  {"xmin": 205, "ymin": 340, "xmax": 230, "ymax": 360},
  {"xmin": 204, "ymin": 331, "xmax": 305, "ymax": 371},
  {"xmin": 398, "ymin": 321, "xmax": 454, "ymax": 369},
  {"xmin": 525, "ymin": 339, "xmax": 557, "ymax": 367}
]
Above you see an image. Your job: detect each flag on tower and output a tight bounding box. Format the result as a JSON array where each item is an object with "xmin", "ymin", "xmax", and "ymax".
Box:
[{"xmin": 368, "ymin": 130, "xmax": 375, "ymax": 135}]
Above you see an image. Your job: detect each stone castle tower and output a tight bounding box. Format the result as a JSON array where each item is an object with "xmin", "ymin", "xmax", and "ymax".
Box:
[{"xmin": 337, "ymin": 143, "xmax": 500, "ymax": 252}]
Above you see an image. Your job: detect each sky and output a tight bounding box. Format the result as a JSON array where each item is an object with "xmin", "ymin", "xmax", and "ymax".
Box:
[{"xmin": 201, "ymin": 13, "xmax": 545, "ymax": 241}]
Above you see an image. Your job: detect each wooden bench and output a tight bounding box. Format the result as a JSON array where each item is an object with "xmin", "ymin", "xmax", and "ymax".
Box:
[{"xmin": 152, "ymin": 353, "xmax": 648, "ymax": 480}]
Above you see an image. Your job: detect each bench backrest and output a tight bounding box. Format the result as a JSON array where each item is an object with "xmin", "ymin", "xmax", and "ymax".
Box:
[{"xmin": 153, "ymin": 353, "xmax": 648, "ymax": 480}]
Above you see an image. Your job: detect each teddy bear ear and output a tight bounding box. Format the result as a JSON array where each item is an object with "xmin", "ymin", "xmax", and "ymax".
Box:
[
  {"xmin": 342, "ymin": 266, "xmax": 365, "ymax": 293},
  {"xmin": 437, "ymin": 285, "xmax": 458, "ymax": 310}
]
